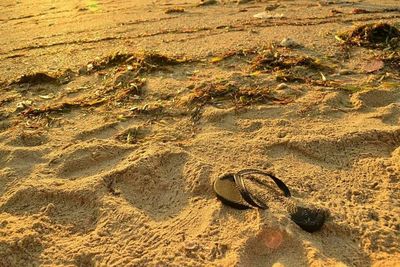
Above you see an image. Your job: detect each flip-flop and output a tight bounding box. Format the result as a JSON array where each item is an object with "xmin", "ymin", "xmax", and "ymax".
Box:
[
  {"xmin": 213, "ymin": 169, "xmax": 328, "ymax": 233},
  {"xmin": 234, "ymin": 169, "xmax": 291, "ymax": 198},
  {"xmin": 213, "ymin": 173, "xmax": 262, "ymax": 210},
  {"xmin": 213, "ymin": 169, "xmax": 290, "ymax": 210}
]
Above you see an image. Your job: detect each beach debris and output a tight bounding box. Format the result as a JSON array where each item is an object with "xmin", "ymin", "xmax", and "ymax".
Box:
[
  {"xmin": 382, "ymin": 51, "xmax": 400, "ymax": 71},
  {"xmin": 197, "ymin": 0, "xmax": 217, "ymax": 7},
  {"xmin": 114, "ymin": 78, "xmax": 146, "ymax": 101},
  {"xmin": 363, "ymin": 59, "xmax": 384, "ymax": 73},
  {"xmin": 265, "ymin": 3, "xmax": 280, "ymax": 11},
  {"xmin": 165, "ymin": 8, "xmax": 185, "ymax": 14},
  {"xmin": 330, "ymin": 9, "xmax": 343, "ymax": 15},
  {"xmin": 275, "ymin": 73, "xmax": 305, "ymax": 83},
  {"xmin": 276, "ymin": 83, "xmax": 289, "ymax": 90},
  {"xmin": 12, "ymin": 72, "xmax": 59, "ymax": 85},
  {"xmin": 279, "ymin": 38, "xmax": 301, "ymax": 48},
  {"xmin": 115, "ymin": 126, "xmax": 145, "ymax": 144},
  {"xmin": 253, "ymin": 12, "xmax": 284, "ymax": 19},
  {"xmin": 16, "ymin": 100, "xmax": 33, "ymax": 112},
  {"xmin": 58, "ymin": 69, "xmax": 75, "ymax": 84},
  {"xmin": 210, "ymin": 57, "xmax": 224, "ymax": 63},
  {"xmin": 113, "ymin": 71, "xmax": 143, "ymax": 88},
  {"xmin": 251, "ymin": 50, "xmax": 326, "ymax": 72},
  {"xmin": 78, "ymin": 0, "xmax": 101, "ymax": 12},
  {"xmin": 86, "ymin": 63, "xmax": 94, "ymax": 72},
  {"xmin": 336, "ymin": 23, "xmax": 400, "ymax": 48},
  {"xmin": 21, "ymin": 98, "xmax": 106, "ymax": 116},
  {"xmin": 130, "ymin": 103, "xmax": 164, "ymax": 114},
  {"xmin": 319, "ymin": 72, "xmax": 327, "ymax": 81},
  {"xmin": 87, "ymin": 53, "xmax": 136, "ymax": 72},
  {"xmin": 38, "ymin": 94, "xmax": 55, "ymax": 100},
  {"xmin": 182, "ymin": 79, "xmax": 282, "ymax": 106},
  {"xmin": 338, "ymin": 69, "xmax": 354, "ymax": 75},
  {"xmin": 237, "ymin": 0, "xmax": 254, "ymax": 4},
  {"xmin": 249, "ymin": 48, "xmax": 333, "ymax": 85},
  {"xmin": 351, "ymin": 8, "xmax": 370, "ymax": 14},
  {"xmin": 141, "ymin": 53, "xmax": 183, "ymax": 66},
  {"xmin": 83, "ymin": 52, "xmax": 186, "ymax": 75},
  {"xmin": 20, "ymin": 77, "xmax": 145, "ymax": 116}
]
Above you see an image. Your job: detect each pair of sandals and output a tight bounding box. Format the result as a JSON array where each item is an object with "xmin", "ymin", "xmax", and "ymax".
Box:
[{"xmin": 213, "ymin": 169, "xmax": 328, "ymax": 233}]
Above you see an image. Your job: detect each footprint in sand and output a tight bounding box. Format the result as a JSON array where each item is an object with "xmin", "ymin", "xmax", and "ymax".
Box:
[
  {"xmin": 105, "ymin": 149, "xmax": 190, "ymax": 221},
  {"xmin": 48, "ymin": 141, "xmax": 132, "ymax": 180},
  {"xmin": 0, "ymin": 186, "xmax": 100, "ymax": 234},
  {"xmin": 6, "ymin": 131, "xmax": 48, "ymax": 147},
  {"xmin": 352, "ymin": 89, "xmax": 400, "ymax": 109}
]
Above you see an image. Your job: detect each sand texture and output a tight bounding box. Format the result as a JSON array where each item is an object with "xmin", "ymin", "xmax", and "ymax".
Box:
[{"xmin": 0, "ymin": 0, "xmax": 400, "ymax": 266}]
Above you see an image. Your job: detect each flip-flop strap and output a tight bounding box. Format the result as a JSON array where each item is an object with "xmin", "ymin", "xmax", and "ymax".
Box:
[
  {"xmin": 235, "ymin": 169, "xmax": 291, "ymax": 197},
  {"xmin": 233, "ymin": 174, "xmax": 267, "ymax": 209}
]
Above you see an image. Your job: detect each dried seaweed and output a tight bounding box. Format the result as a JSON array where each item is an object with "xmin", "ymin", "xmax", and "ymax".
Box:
[
  {"xmin": 139, "ymin": 53, "xmax": 182, "ymax": 69},
  {"xmin": 165, "ymin": 8, "xmax": 185, "ymax": 14},
  {"xmin": 183, "ymin": 81, "xmax": 281, "ymax": 105},
  {"xmin": 130, "ymin": 103, "xmax": 164, "ymax": 115},
  {"xmin": 113, "ymin": 78, "xmax": 146, "ymax": 101},
  {"xmin": 90, "ymin": 53, "xmax": 136, "ymax": 71},
  {"xmin": 115, "ymin": 126, "xmax": 148, "ymax": 144},
  {"xmin": 11, "ymin": 73, "xmax": 59, "ymax": 85},
  {"xmin": 251, "ymin": 50, "xmax": 326, "ymax": 72},
  {"xmin": 21, "ymin": 98, "xmax": 107, "ymax": 116},
  {"xmin": 337, "ymin": 23, "xmax": 400, "ymax": 48},
  {"xmin": 197, "ymin": 0, "xmax": 217, "ymax": 7},
  {"xmin": 210, "ymin": 48, "xmax": 258, "ymax": 63},
  {"xmin": 10, "ymin": 69, "xmax": 75, "ymax": 86},
  {"xmin": 84, "ymin": 52, "xmax": 186, "ymax": 75},
  {"xmin": 382, "ymin": 51, "xmax": 400, "ymax": 71},
  {"xmin": 21, "ymin": 78, "xmax": 146, "ymax": 116}
]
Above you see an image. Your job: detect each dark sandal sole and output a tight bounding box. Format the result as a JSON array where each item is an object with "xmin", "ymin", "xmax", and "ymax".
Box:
[{"xmin": 213, "ymin": 169, "xmax": 328, "ymax": 233}]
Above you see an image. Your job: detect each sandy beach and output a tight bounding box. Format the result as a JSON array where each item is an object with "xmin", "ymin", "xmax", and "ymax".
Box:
[{"xmin": 0, "ymin": 0, "xmax": 399, "ymax": 266}]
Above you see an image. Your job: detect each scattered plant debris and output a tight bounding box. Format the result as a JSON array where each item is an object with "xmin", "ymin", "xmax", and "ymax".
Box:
[
  {"xmin": 16, "ymin": 100, "xmax": 33, "ymax": 112},
  {"xmin": 336, "ymin": 23, "xmax": 400, "ymax": 48},
  {"xmin": 265, "ymin": 4, "xmax": 280, "ymax": 11},
  {"xmin": 237, "ymin": 0, "xmax": 254, "ymax": 4},
  {"xmin": 11, "ymin": 73, "xmax": 59, "ymax": 85},
  {"xmin": 381, "ymin": 51, "xmax": 400, "ymax": 72},
  {"xmin": 113, "ymin": 78, "xmax": 146, "ymax": 101},
  {"xmin": 253, "ymin": 12, "xmax": 284, "ymax": 19},
  {"xmin": 251, "ymin": 50, "xmax": 328, "ymax": 72},
  {"xmin": 275, "ymin": 72, "xmax": 306, "ymax": 83},
  {"xmin": 279, "ymin": 38, "xmax": 301, "ymax": 48},
  {"xmin": 165, "ymin": 8, "xmax": 185, "ymax": 14},
  {"xmin": 208, "ymin": 48, "xmax": 258, "ymax": 64},
  {"xmin": 140, "ymin": 53, "xmax": 183, "ymax": 68},
  {"xmin": 182, "ymin": 80, "xmax": 283, "ymax": 106},
  {"xmin": 197, "ymin": 0, "xmax": 217, "ymax": 7},
  {"xmin": 20, "ymin": 77, "xmax": 145, "ymax": 116},
  {"xmin": 115, "ymin": 126, "xmax": 148, "ymax": 144},
  {"xmin": 85, "ymin": 53, "xmax": 136, "ymax": 72},
  {"xmin": 351, "ymin": 8, "xmax": 370, "ymax": 14},
  {"xmin": 83, "ymin": 52, "xmax": 186, "ymax": 75},
  {"xmin": 130, "ymin": 103, "xmax": 164, "ymax": 115},
  {"xmin": 21, "ymin": 98, "xmax": 107, "ymax": 116}
]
